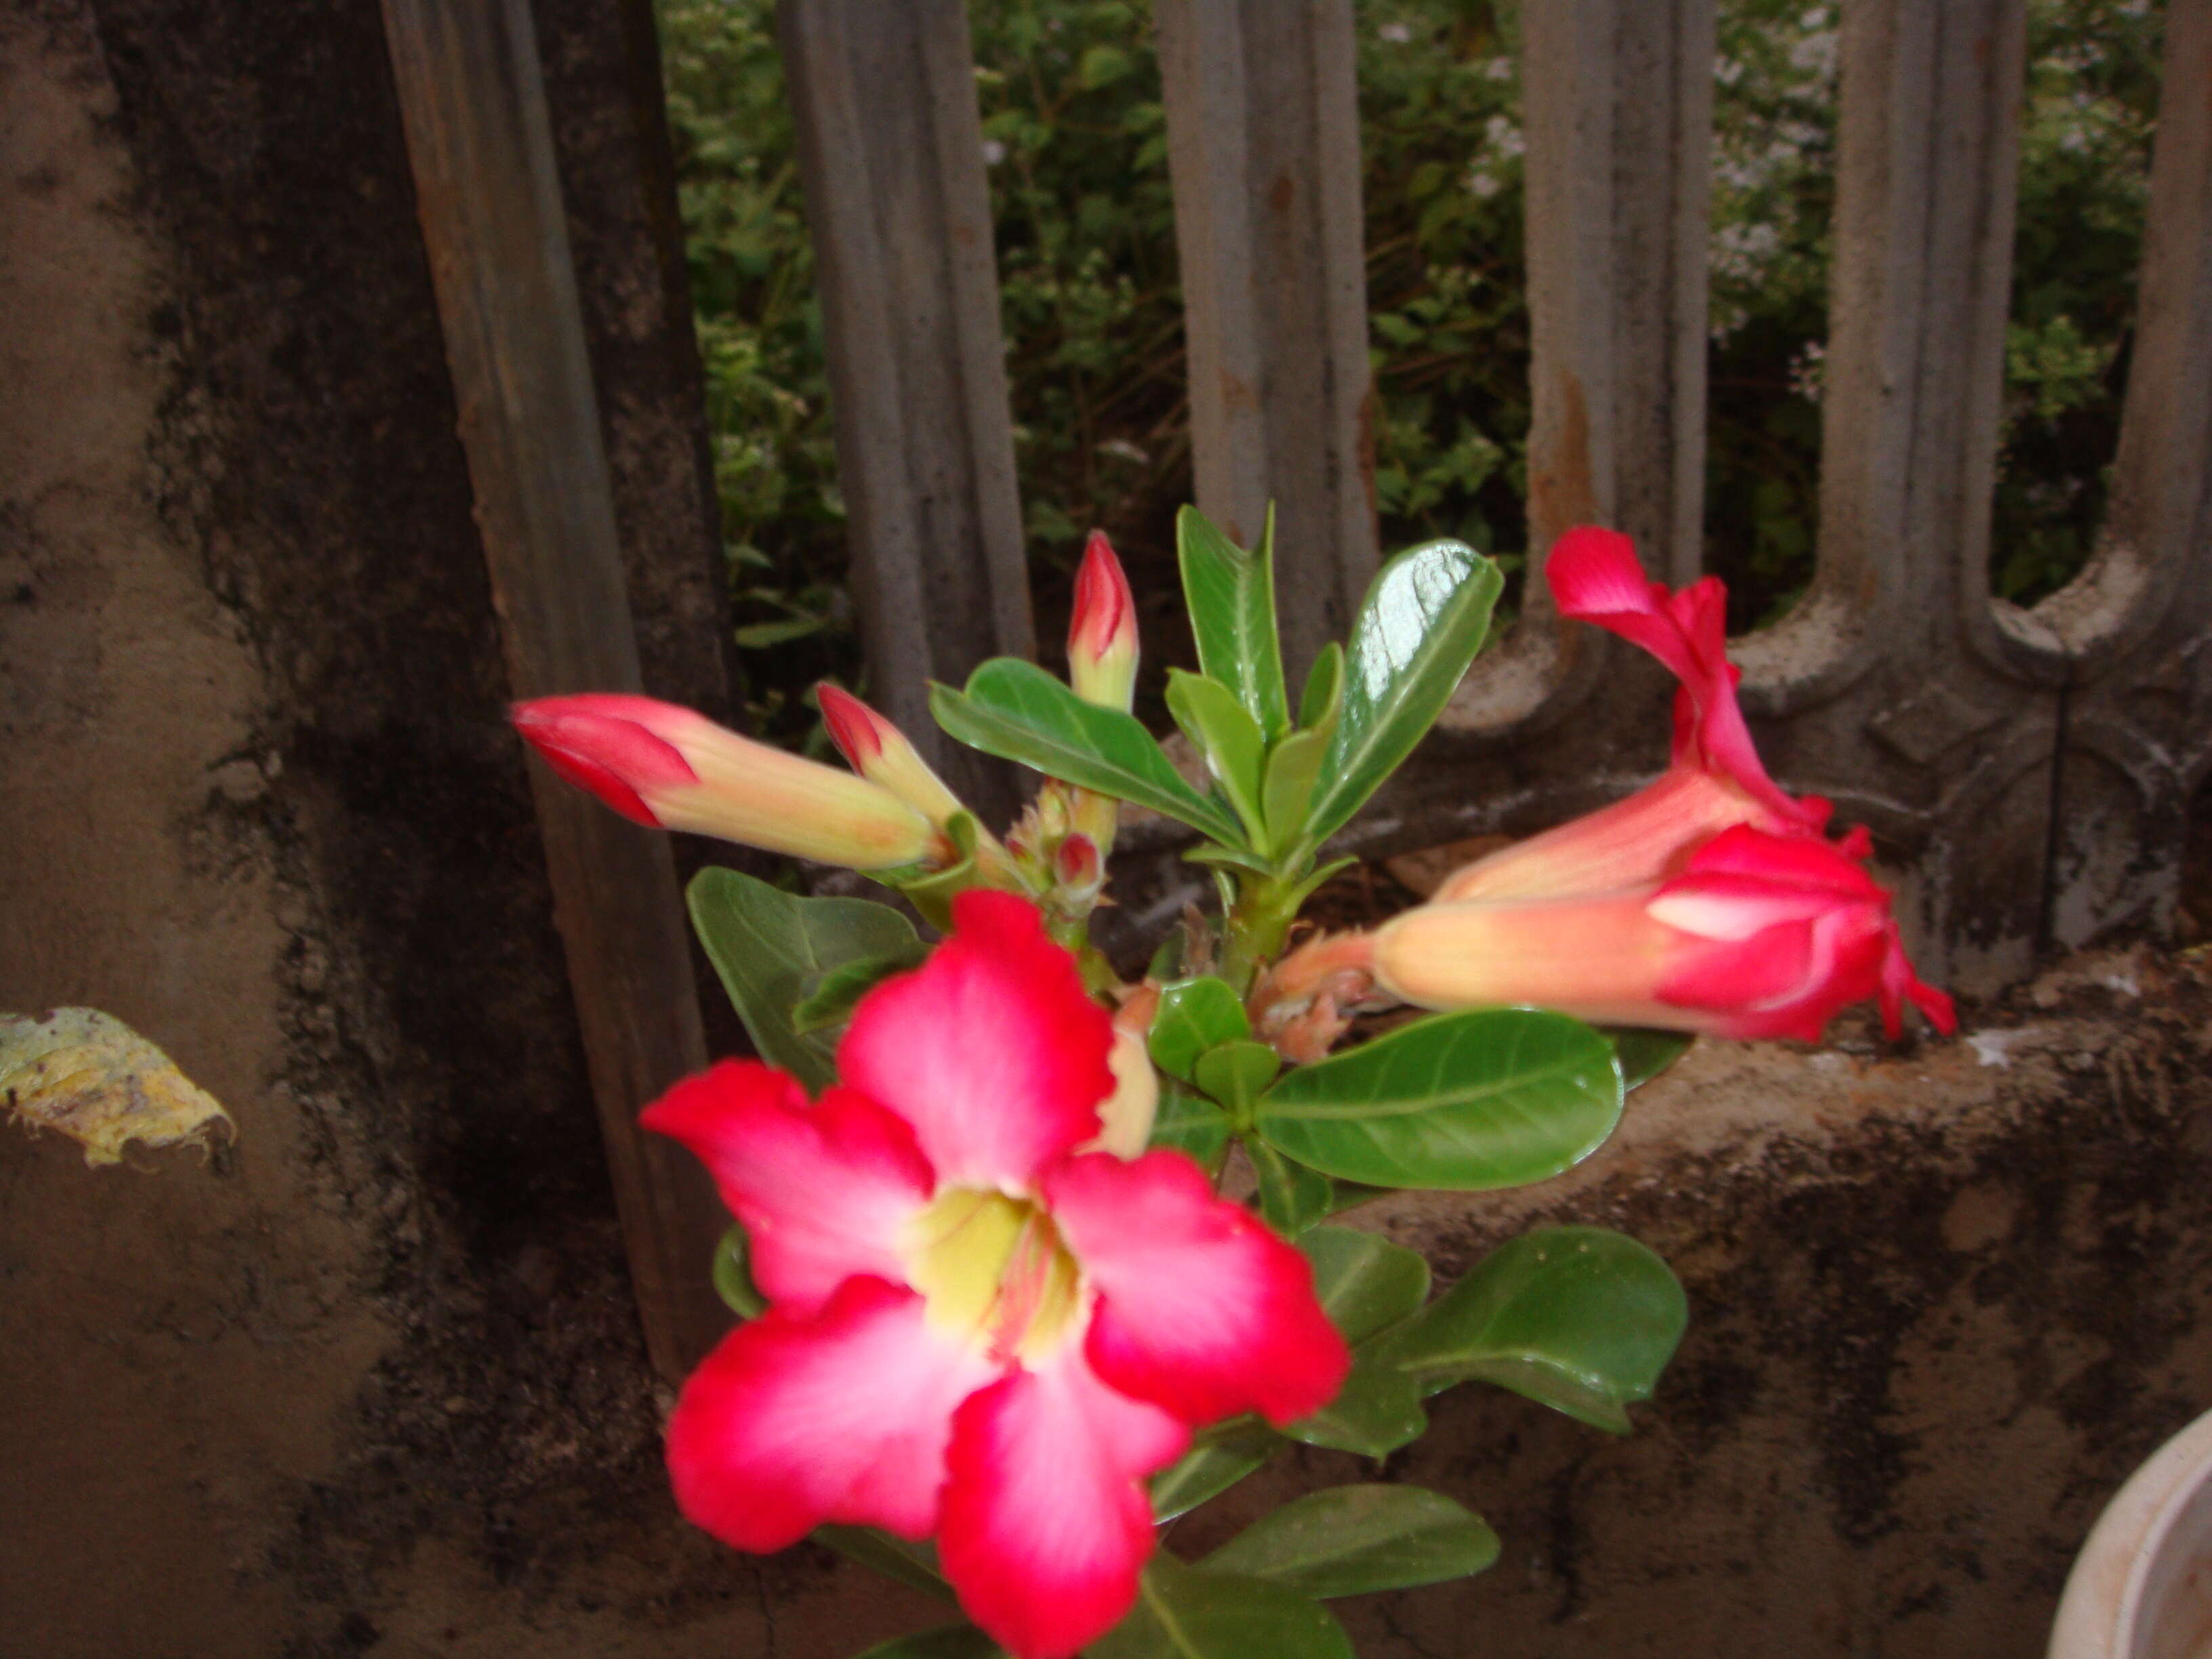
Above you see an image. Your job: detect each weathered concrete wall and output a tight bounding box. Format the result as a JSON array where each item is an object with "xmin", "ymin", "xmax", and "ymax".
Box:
[{"xmin": 3, "ymin": 2, "xmax": 2209, "ymax": 1657}]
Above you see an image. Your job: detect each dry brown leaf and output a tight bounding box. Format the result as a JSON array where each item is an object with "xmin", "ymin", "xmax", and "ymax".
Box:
[{"xmin": 1, "ymin": 1008, "xmax": 234, "ymax": 1166}]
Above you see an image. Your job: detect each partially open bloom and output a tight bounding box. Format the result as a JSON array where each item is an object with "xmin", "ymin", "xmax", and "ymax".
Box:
[
  {"xmin": 1435, "ymin": 527, "xmax": 1832, "ymax": 903},
  {"xmin": 512, "ymin": 693, "xmax": 939, "ymax": 870},
  {"xmin": 1067, "ymin": 529, "xmax": 1139, "ymax": 713},
  {"xmin": 1374, "ymin": 824, "xmax": 1956, "ymax": 1042},
  {"xmin": 644, "ymin": 892, "xmax": 1347, "ymax": 1658}
]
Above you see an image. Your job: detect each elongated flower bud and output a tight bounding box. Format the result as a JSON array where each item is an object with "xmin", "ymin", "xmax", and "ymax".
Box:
[
  {"xmin": 817, "ymin": 683, "xmax": 1025, "ymax": 888},
  {"xmin": 1374, "ymin": 826, "xmax": 1955, "ymax": 1042},
  {"xmin": 1068, "ymin": 529, "xmax": 1139, "ymax": 712},
  {"xmin": 816, "ymin": 684, "xmax": 968, "ymax": 825},
  {"xmin": 512, "ymin": 694, "xmax": 938, "ymax": 869}
]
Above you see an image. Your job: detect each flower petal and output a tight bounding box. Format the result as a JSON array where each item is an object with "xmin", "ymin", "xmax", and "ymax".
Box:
[
  {"xmin": 938, "ymin": 1345, "xmax": 1187, "ymax": 1659},
  {"xmin": 840, "ymin": 891, "xmax": 1114, "ymax": 1191},
  {"xmin": 666, "ymin": 1276, "xmax": 996, "ymax": 1551},
  {"xmin": 1548, "ymin": 529, "xmax": 1818, "ymax": 830},
  {"xmin": 1045, "ymin": 1151, "xmax": 1350, "ymax": 1427},
  {"xmin": 1433, "ymin": 765, "xmax": 1789, "ymax": 903},
  {"xmin": 642, "ymin": 1061, "xmax": 935, "ymax": 1317}
]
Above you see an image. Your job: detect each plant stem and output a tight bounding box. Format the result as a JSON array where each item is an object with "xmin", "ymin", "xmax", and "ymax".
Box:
[{"xmin": 1221, "ymin": 870, "xmax": 1303, "ymax": 994}]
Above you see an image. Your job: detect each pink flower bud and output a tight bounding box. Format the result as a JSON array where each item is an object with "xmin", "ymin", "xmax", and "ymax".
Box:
[
  {"xmin": 816, "ymin": 684, "xmax": 968, "ymax": 827},
  {"xmin": 1067, "ymin": 530, "xmax": 1138, "ymax": 711},
  {"xmin": 1052, "ymin": 832, "xmax": 1103, "ymax": 902},
  {"xmin": 512, "ymin": 694, "xmax": 938, "ymax": 870}
]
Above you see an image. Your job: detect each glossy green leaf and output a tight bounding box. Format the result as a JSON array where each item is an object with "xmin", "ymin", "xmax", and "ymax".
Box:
[
  {"xmin": 1088, "ymin": 1552, "xmax": 1350, "ymax": 1659},
  {"xmin": 1149, "ymin": 1082, "xmax": 1231, "ymax": 1173},
  {"xmin": 1249, "ymin": 1136, "xmax": 1333, "ymax": 1237},
  {"xmin": 931, "ymin": 660, "xmax": 1242, "ymax": 845},
  {"xmin": 1608, "ymin": 1026, "xmax": 1694, "ymax": 1094},
  {"xmin": 1149, "ymin": 1416, "xmax": 1285, "ymax": 1522},
  {"xmin": 1254, "ymin": 1010, "xmax": 1622, "ymax": 1191},
  {"xmin": 1298, "ymin": 1226, "xmax": 1431, "ymax": 1345},
  {"xmin": 851, "ymin": 1624, "xmax": 1002, "ymax": 1659},
  {"xmin": 1165, "ymin": 670, "xmax": 1269, "ymax": 847},
  {"xmin": 1201, "ymin": 1486, "xmax": 1500, "ymax": 1599},
  {"xmin": 815, "ymin": 1525, "xmax": 957, "ymax": 1603},
  {"xmin": 1148, "ymin": 977, "xmax": 1250, "ymax": 1082},
  {"xmin": 1261, "ymin": 726, "xmax": 1330, "ymax": 852},
  {"xmin": 712, "ymin": 1225, "xmax": 764, "ymax": 1318},
  {"xmin": 1283, "ymin": 1351, "xmax": 1428, "ymax": 1457},
  {"xmin": 1177, "ymin": 504, "xmax": 1290, "ymax": 741},
  {"xmin": 1297, "ymin": 640, "xmax": 1345, "ymax": 735},
  {"xmin": 1376, "ymin": 1226, "xmax": 1688, "ymax": 1434},
  {"xmin": 790, "ymin": 945, "xmax": 929, "ymax": 1035},
  {"xmin": 1294, "ymin": 541, "xmax": 1502, "ymax": 858},
  {"xmin": 1193, "ymin": 1040, "xmax": 1279, "ymax": 1115},
  {"xmin": 689, "ymin": 867, "xmax": 925, "ymax": 1092}
]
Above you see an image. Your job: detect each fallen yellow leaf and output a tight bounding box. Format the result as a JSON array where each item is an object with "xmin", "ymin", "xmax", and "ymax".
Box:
[{"xmin": 1, "ymin": 1008, "xmax": 234, "ymax": 1167}]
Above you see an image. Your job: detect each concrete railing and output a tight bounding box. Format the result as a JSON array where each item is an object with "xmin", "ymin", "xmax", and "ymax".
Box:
[
  {"xmin": 381, "ymin": 0, "xmax": 2209, "ymax": 1376},
  {"xmin": 780, "ymin": 0, "xmax": 2212, "ymax": 994}
]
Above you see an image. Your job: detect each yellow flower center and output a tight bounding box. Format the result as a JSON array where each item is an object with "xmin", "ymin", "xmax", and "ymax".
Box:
[{"xmin": 904, "ymin": 1187, "xmax": 1085, "ymax": 1364}]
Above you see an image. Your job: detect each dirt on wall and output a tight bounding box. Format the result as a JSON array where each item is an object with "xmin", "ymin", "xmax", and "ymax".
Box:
[{"xmin": 4, "ymin": 3, "xmax": 2212, "ymax": 1659}]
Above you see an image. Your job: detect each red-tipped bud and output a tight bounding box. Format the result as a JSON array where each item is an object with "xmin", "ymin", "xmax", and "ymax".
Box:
[
  {"xmin": 512, "ymin": 694, "xmax": 937, "ymax": 870},
  {"xmin": 816, "ymin": 684, "xmax": 967, "ymax": 827},
  {"xmin": 1068, "ymin": 530, "xmax": 1139, "ymax": 711},
  {"xmin": 1052, "ymin": 832, "xmax": 1103, "ymax": 902}
]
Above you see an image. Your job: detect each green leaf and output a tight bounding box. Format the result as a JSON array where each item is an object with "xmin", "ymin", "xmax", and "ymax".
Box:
[
  {"xmin": 1149, "ymin": 1082, "xmax": 1231, "ymax": 1172},
  {"xmin": 1260, "ymin": 726, "xmax": 1330, "ymax": 853},
  {"xmin": 1177, "ymin": 505, "xmax": 1290, "ymax": 741},
  {"xmin": 1148, "ymin": 977, "xmax": 1250, "ymax": 1082},
  {"xmin": 1192, "ymin": 1040, "xmax": 1279, "ymax": 1115},
  {"xmin": 1297, "ymin": 641, "xmax": 1345, "ymax": 735},
  {"xmin": 1149, "ymin": 1416, "xmax": 1286, "ymax": 1523},
  {"xmin": 851, "ymin": 1624, "xmax": 1002, "ymax": 1659},
  {"xmin": 1088, "ymin": 1552, "xmax": 1351, "ymax": 1659},
  {"xmin": 1299, "ymin": 1226, "xmax": 1431, "ymax": 1345},
  {"xmin": 1283, "ymin": 1350, "xmax": 1428, "ymax": 1457},
  {"xmin": 688, "ymin": 867, "xmax": 926, "ymax": 1092},
  {"xmin": 1078, "ymin": 43, "xmax": 1134, "ymax": 87},
  {"xmin": 1375, "ymin": 1227, "xmax": 1688, "ymax": 1434},
  {"xmin": 1607, "ymin": 1026, "xmax": 1694, "ymax": 1094},
  {"xmin": 790, "ymin": 946, "xmax": 929, "ymax": 1035},
  {"xmin": 712, "ymin": 1225, "xmax": 765, "ymax": 1319},
  {"xmin": 1164, "ymin": 670, "xmax": 1270, "ymax": 847},
  {"xmin": 1201, "ymin": 1486, "xmax": 1500, "ymax": 1599},
  {"xmin": 815, "ymin": 1525, "xmax": 957, "ymax": 1604},
  {"xmin": 1254, "ymin": 1010, "xmax": 1623, "ymax": 1191},
  {"xmin": 1294, "ymin": 541, "xmax": 1502, "ymax": 858},
  {"xmin": 1248, "ymin": 1136, "xmax": 1333, "ymax": 1237},
  {"xmin": 933, "ymin": 661, "xmax": 1244, "ymax": 846}
]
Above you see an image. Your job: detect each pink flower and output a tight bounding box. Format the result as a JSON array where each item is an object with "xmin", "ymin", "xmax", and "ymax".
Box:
[
  {"xmin": 1374, "ymin": 824, "xmax": 1957, "ymax": 1042},
  {"xmin": 1435, "ymin": 527, "xmax": 1832, "ymax": 903},
  {"xmin": 512, "ymin": 693, "xmax": 939, "ymax": 869},
  {"xmin": 644, "ymin": 892, "xmax": 1348, "ymax": 1659},
  {"xmin": 1067, "ymin": 530, "xmax": 1139, "ymax": 712}
]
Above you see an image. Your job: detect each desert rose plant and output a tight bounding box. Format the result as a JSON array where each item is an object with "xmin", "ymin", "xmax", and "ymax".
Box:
[{"xmin": 514, "ymin": 510, "xmax": 1954, "ymax": 1659}]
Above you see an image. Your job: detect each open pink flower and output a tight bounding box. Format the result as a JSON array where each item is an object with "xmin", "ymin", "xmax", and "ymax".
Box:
[
  {"xmin": 1376, "ymin": 824, "xmax": 1957, "ymax": 1042},
  {"xmin": 644, "ymin": 891, "xmax": 1348, "ymax": 1659},
  {"xmin": 1435, "ymin": 527, "xmax": 1832, "ymax": 903}
]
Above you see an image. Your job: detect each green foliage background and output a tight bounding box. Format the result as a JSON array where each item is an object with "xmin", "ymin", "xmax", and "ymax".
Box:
[{"xmin": 657, "ymin": 0, "xmax": 2164, "ymax": 744}]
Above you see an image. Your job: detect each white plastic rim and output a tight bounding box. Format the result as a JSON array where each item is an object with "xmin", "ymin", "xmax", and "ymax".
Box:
[{"xmin": 2049, "ymin": 1406, "xmax": 2212, "ymax": 1659}]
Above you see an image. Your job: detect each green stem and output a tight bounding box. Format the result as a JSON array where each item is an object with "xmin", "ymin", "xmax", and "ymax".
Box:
[{"xmin": 1221, "ymin": 870, "xmax": 1302, "ymax": 994}]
